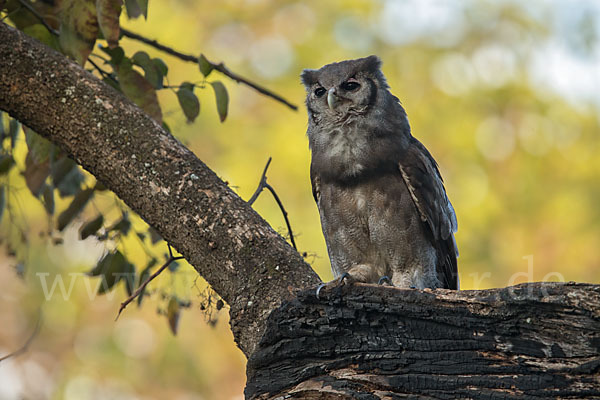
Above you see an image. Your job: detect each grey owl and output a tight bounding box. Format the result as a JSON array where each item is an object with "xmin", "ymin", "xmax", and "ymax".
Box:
[{"xmin": 301, "ymin": 55, "xmax": 459, "ymax": 290}]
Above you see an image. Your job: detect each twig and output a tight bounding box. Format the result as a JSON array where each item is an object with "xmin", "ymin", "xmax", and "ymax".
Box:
[
  {"xmin": 116, "ymin": 243, "xmax": 184, "ymax": 320},
  {"xmin": 87, "ymin": 58, "xmax": 119, "ymax": 85},
  {"xmin": 248, "ymin": 157, "xmax": 272, "ymax": 205},
  {"xmin": 15, "ymin": 0, "xmax": 58, "ymax": 36},
  {"xmin": 248, "ymin": 157, "xmax": 297, "ymax": 250},
  {"xmin": 265, "ymin": 182, "xmax": 297, "ymax": 250},
  {"xmin": 0, "ymin": 310, "xmax": 42, "ymax": 362},
  {"xmin": 119, "ymin": 28, "xmax": 298, "ymax": 111}
]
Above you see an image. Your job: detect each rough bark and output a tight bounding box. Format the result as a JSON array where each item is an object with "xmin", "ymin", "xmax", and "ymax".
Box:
[
  {"xmin": 246, "ymin": 282, "xmax": 600, "ymax": 399},
  {"xmin": 0, "ymin": 22, "xmax": 320, "ymax": 358}
]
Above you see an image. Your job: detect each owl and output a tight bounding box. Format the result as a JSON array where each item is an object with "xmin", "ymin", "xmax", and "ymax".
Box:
[{"xmin": 301, "ymin": 55, "xmax": 459, "ymax": 290}]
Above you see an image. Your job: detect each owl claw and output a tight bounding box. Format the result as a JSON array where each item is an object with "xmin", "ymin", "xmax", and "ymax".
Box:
[
  {"xmin": 378, "ymin": 276, "xmax": 391, "ymax": 285},
  {"xmin": 315, "ymin": 283, "xmax": 327, "ymax": 299},
  {"xmin": 316, "ymin": 272, "xmax": 353, "ymax": 299},
  {"xmin": 338, "ymin": 272, "xmax": 352, "ymax": 284}
]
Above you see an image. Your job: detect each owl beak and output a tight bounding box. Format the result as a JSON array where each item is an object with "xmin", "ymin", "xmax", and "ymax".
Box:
[{"xmin": 327, "ymin": 88, "xmax": 339, "ymax": 110}]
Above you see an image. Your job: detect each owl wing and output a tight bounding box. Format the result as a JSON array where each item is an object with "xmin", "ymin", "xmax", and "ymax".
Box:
[
  {"xmin": 399, "ymin": 137, "xmax": 459, "ymax": 289},
  {"xmin": 310, "ymin": 166, "xmax": 321, "ymax": 206}
]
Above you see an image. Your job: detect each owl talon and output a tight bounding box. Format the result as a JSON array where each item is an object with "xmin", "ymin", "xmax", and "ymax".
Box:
[
  {"xmin": 316, "ymin": 272, "xmax": 354, "ymax": 299},
  {"xmin": 338, "ymin": 272, "xmax": 352, "ymax": 284},
  {"xmin": 315, "ymin": 283, "xmax": 327, "ymax": 299},
  {"xmin": 378, "ymin": 276, "xmax": 391, "ymax": 285}
]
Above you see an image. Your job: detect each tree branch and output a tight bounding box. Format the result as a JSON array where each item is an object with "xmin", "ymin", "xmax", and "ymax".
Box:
[
  {"xmin": 0, "ymin": 22, "xmax": 320, "ymax": 357},
  {"xmin": 0, "ymin": 309, "xmax": 42, "ymax": 362},
  {"xmin": 119, "ymin": 28, "xmax": 298, "ymax": 111}
]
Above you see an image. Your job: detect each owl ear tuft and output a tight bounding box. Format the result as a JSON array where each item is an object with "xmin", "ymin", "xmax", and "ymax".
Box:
[
  {"xmin": 301, "ymin": 69, "xmax": 318, "ymax": 87},
  {"xmin": 360, "ymin": 55, "xmax": 382, "ymax": 73}
]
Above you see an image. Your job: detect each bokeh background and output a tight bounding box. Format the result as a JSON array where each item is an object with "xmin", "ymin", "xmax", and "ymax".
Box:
[{"xmin": 1, "ymin": 0, "xmax": 600, "ymax": 399}]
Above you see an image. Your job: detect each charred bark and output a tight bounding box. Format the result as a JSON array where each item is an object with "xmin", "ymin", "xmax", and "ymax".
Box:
[{"xmin": 246, "ymin": 282, "xmax": 600, "ymax": 399}]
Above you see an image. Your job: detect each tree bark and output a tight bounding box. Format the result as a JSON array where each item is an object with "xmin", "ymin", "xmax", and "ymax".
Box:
[
  {"xmin": 0, "ymin": 22, "xmax": 320, "ymax": 358},
  {"xmin": 246, "ymin": 282, "xmax": 600, "ymax": 399},
  {"xmin": 2, "ymin": 22, "xmax": 599, "ymax": 399}
]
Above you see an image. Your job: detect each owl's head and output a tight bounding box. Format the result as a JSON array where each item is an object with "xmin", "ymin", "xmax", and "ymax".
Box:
[
  {"xmin": 301, "ymin": 56, "xmax": 411, "ymax": 180},
  {"xmin": 301, "ymin": 55, "xmax": 391, "ymax": 123}
]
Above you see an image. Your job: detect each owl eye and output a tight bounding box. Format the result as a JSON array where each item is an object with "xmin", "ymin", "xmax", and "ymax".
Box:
[
  {"xmin": 314, "ymin": 87, "xmax": 326, "ymax": 97},
  {"xmin": 341, "ymin": 81, "xmax": 360, "ymax": 91}
]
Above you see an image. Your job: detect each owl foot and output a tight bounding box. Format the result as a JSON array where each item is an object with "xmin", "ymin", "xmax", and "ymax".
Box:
[
  {"xmin": 378, "ymin": 276, "xmax": 392, "ymax": 285},
  {"xmin": 316, "ymin": 272, "xmax": 353, "ymax": 299}
]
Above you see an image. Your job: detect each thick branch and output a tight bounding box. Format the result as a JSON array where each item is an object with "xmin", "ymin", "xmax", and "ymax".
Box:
[
  {"xmin": 247, "ymin": 282, "xmax": 600, "ymax": 399},
  {"xmin": 0, "ymin": 22, "xmax": 320, "ymax": 357}
]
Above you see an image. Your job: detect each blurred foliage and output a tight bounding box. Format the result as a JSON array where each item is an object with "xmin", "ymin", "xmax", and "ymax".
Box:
[{"xmin": 1, "ymin": 0, "xmax": 600, "ymax": 399}]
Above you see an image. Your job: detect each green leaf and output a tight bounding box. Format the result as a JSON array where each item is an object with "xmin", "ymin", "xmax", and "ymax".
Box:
[
  {"xmin": 210, "ymin": 81, "xmax": 229, "ymax": 122},
  {"xmin": 103, "ymin": 76, "xmax": 121, "ymax": 91},
  {"xmin": 24, "ymin": 127, "xmax": 53, "ymax": 164},
  {"xmin": 148, "ymin": 226, "xmax": 162, "ymax": 244},
  {"xmin": 42, "ymin": 185, "xmax": 55, "ymax": 215},
  {"xmin": 89, "ymin": 252, "xmax": 111, "ymax": 276},
  {"xmin": 167, "ymin": 297, "xmax": 180, "ymax": 335},
  {"xmin": 24, "ymin": 153, "xmax": 50, "ymax": 198},
  {"xmin": 118, "ymin": 59, "xmax": 163, "ymax": 123},
  {"xmin": 80, "ymin": 214, "xmax": 104, "ymax": 239},
  {"xmin": 51, "ymin": 157, "xmax": 74, "ymax": 185},
  {"xmin": 136, "ymin": 0, "xmax": 148, "ymax": 18},
  {"xmin": 137, "ymin": 258, "xmax": 156, "ymax": 306},
  {"xmin": 168, "ymin": 259, "xmax": 179, "ymax": 272},
  {"xmin": 100, "ymin": 45, "xmax": 125, "ymax": 66},
  {"xmin": 132, "ymin": 51, "xmax": 163, "ymax": 89},
  {"xmin": 8, "ymin": 119, "xmax": 20, "ymax": 149},
  {"xmin": 23, "ymin": 24, "xmax": 60, "ymax": 50},
  {"xmin": 94, "ymin": 181, "xmax": 107, "ymax": 191},
  {"xmin": 176, "ymin": 86, "xmax": 200, "ymax": 123},
  {"xmin": 107, "ymin": 214, "xmax": 131, "ymax": 235},
  {"xmin": 93, "ymin": 251, "xmax": 129, "ymax": 294},
  {"xmin": 0, "ymin": 185, "xmax": 5, "ymax": 224},
  {"xmin": 153, "ymin": 58, "xmax": 168, "ymax": 76},
  {"xmin": 124, "ymin": 0, "xmax": 147, "ymax": 19},
  {"xmin": 122, "ymin": 261, "xmax": 136, "ymax": 296},
  {"xmin": 0, "ymin": 153, "xmax": 14, "ymax": 175},
  {"xmin": 59, "ymin": 0, "xmax": 99, "ymax": 65},
  {"xmin": 96, "ymin": 0, "xmax": 122, "ymax": 48},
  {"xmin": 52, "ymin": 157, "xmax": 84, "ymax": 197},
  {"xmin": 131, "ymin": 50, "xmax": 150, "ymax": 66},
  {"xmin": 57, "ymin": 188, "xmax": 94, "ymax": 231},
  {"xmin": 198, "ymin": 54, "xmax": 213, "ymax": 77}
]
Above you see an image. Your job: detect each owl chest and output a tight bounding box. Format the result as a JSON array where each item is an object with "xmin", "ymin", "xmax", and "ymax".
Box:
[
  {"xmin": 325, "ymin": 127, "xmax": 365, "ymax": 162},
  {"xmin": 320, "ymin": 184, "xmax": 370, "ymax": 233},
  {"xmin": 318, "ymin": 175, "xmax": 416, "ymax": 246},
  {"xmin": 313, "ymin": 125, "xmax": 369, "ymax": 178}
]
